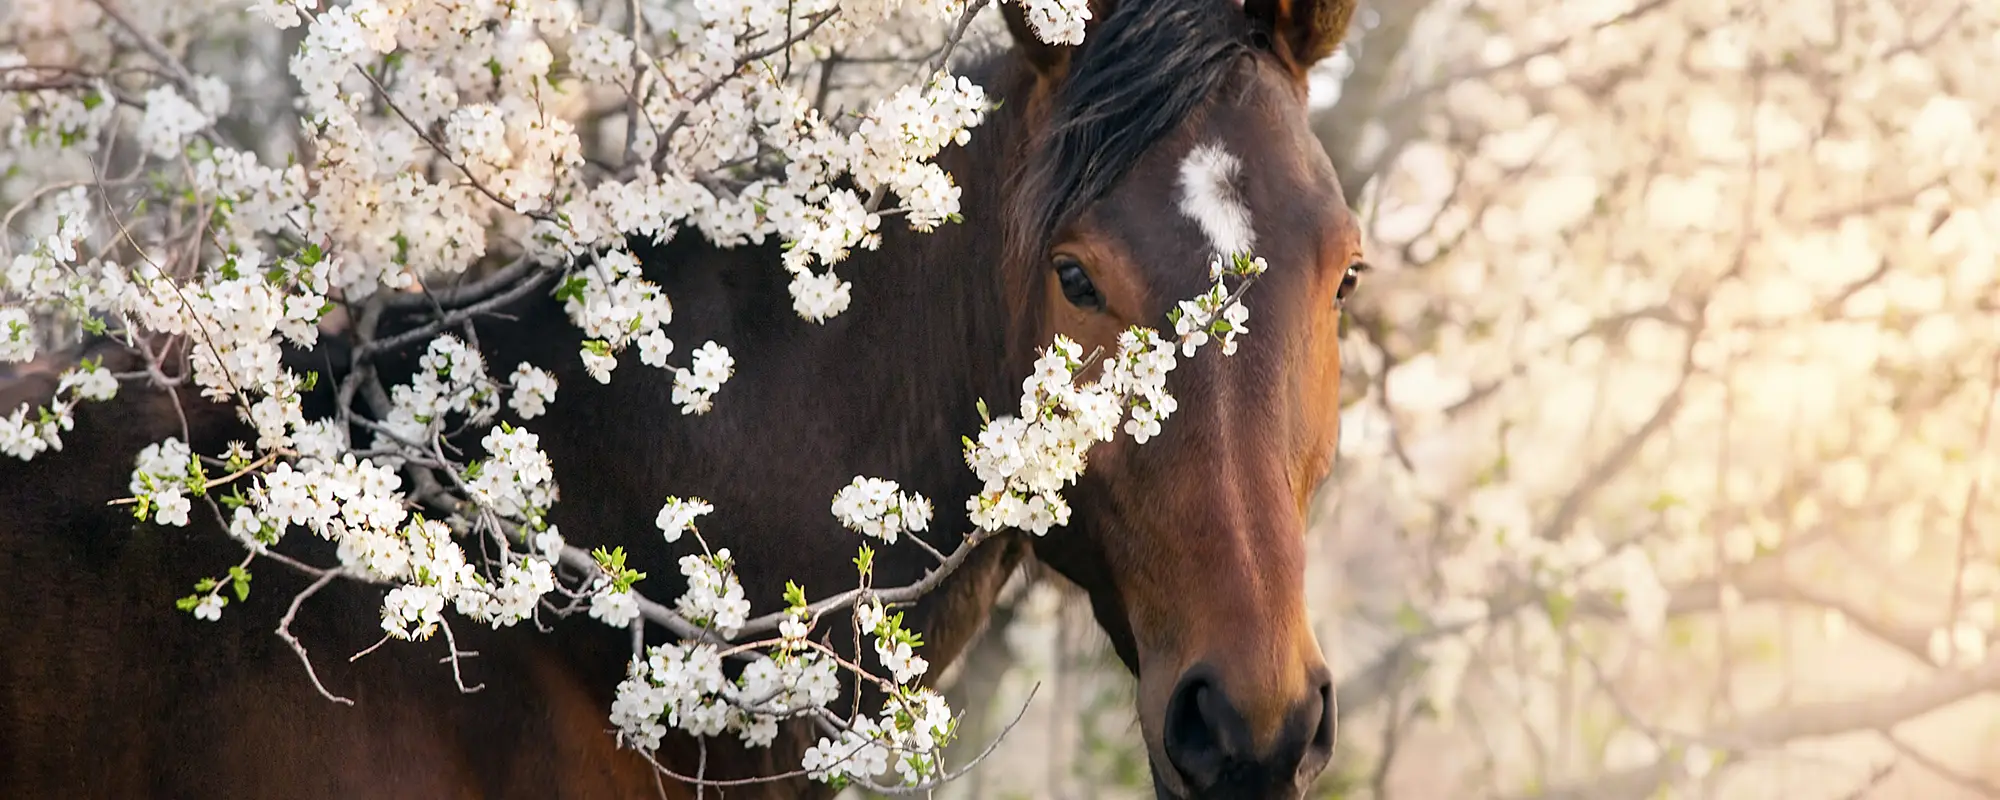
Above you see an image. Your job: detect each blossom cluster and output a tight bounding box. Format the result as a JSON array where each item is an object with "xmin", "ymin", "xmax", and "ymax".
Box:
[
  {"xmin": 0, "ymin": 353, "xmax": 115, "ymax": 459},
  {"xmin": 800, "ymin": 684, "xmax": 957, "ymax": 786},
  {"xmin": 831, "ymin": 476, "xmax": 935, "ymax": 544},
  {"xmin": 796, "ymin": 584, "xmax": 957, "ymax": 786},
  {"xmin": 962, "ymin": 252, "xmax": 1267, "ymax": 535},
  {"xmin": 609, "ymin": 640, "xmax": 843, "ymax": 751}
]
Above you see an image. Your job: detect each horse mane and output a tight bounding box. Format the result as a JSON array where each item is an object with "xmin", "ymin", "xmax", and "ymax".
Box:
[{"xmin": 1007, "ymin": 0, "xmax": 1255, "ymax": 270}]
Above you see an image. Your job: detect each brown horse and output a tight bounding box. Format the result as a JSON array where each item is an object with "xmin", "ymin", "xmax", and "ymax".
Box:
[{"xmin": 0, "ymin": 0, "xmax": 1363, "ymax": 796}]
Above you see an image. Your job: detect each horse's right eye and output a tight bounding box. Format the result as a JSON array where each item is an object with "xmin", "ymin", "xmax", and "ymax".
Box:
[
  {"xmin": 1337, "ymin": 261, "xmax": 1369, "ymax": 306},
  {"xmin": 1054, "ymin": 256, "xmax": 1106, "ymax": 312}
]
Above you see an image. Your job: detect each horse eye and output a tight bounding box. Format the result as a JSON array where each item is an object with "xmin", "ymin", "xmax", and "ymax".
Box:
[
  {"xmin": 1054, "ymin": 256, "xmax": 1106, "ymax": 311},
  {"xmin": 1337, "ymin": 261, "xmax": 1369, "ymax": 305}
]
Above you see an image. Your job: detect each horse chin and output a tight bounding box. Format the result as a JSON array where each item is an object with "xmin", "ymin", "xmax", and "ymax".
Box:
[
  {"xmin": 1147, "ymin": 758, "xmax": 1315, "ymax": 800},
  {"xmin": 1150, "ymin": 759, "xmax": 1188, "ymax": 800}
]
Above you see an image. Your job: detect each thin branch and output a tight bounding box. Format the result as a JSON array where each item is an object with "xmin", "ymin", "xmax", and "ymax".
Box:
[
  {"xmin": 105, "ymin": 452, "xmax": 278, "ymax": 505},
  {"xmin": 1880, "ymin": 729, "xmax": 2000, "ymax": 799},
  {"xmin": 1514, "ymin": 657, "xmax": 2000, "ymax": 800},
  {"xmin": 88, "ymin": 0, "xmax": 198, "ymax": 92},
  {"xmin": 355, "ymin": 266, "xmax": 558, "ymax": 358},
  {"xmin": 274, "ymin": 568, "xmax": 356, "ymax": 706},
  {"xmin": 1534, "ymin": 317, "xmax": 1703, "ymax": 542}
]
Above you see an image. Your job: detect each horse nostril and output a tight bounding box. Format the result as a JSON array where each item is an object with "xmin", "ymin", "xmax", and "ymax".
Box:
[
  {"xmin": 1311, "ymin": 677, "xmax": 1337, "ymax": 753},
  {"xmin": 1162, "ymin": 667, "xmax": 1240, "ymax": 789}
]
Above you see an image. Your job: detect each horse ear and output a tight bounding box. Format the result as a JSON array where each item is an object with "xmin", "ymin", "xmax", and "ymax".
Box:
[
  {"xmin": 1002, "ymin": 1, "xmax": 1068, "ymax": 76},
  {"xmin": 1242, "ymin": 0, "xmax": 1356, "ymax": 67},
  {"xmin": 1001, "ymin": 0, "xmax": 1116, "ymax": 78}
]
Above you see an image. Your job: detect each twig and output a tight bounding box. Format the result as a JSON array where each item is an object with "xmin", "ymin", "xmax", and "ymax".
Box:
[
  {"xmin": 650, "ymin": 10, "xmax": 841, "ymax": 171},
  {"xmin": 275, "ymin": 568, "xmax": 356, "ymax": 706},
  {"xmin": 1514, "ymin": 657, "xmax": 2000, "ymax": 800},
  {"xmin": 1880, "ymin": 729, "xmax": 2000, "ymax": 799},
  {"xmin": 438, "ymin": 619, "xmax": 487, "ymax": 693},
  {"xmin": 88, "ymin": 0, "xmax": 198, "ymax": 92},
  {"xmin": 355, "ymin": 266, "xmax": 558, "ymax": 358},
  {"xmin": 106, "ymin": 452, "xmax": 278, "ymax": 505},
  {"xmin": 621, "ymin": 0, "xmax": 648, "ymax": 171}
]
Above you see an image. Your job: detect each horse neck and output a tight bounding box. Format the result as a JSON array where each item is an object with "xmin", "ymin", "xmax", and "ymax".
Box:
[{"xmin": 462, "ymin": 52, "xmax": 1048, "ymax": 572}]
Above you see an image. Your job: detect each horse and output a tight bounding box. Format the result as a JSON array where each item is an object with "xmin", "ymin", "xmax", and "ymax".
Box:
[{"xmin": 0, "ymin": 0, "xmax": 1364, "ymax": 796}]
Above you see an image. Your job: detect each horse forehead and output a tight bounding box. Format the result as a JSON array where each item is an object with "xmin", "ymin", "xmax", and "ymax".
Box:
[
  {"xmin": 1162, "ymin": 123, "xmax": 1346, "ymax": 255},
  {"xmin": 1171, "ymin": 141, "xmax": 1257, "ymax": 256}
]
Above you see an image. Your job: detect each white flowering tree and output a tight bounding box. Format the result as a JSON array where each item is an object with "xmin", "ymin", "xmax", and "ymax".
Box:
[
  {"xmin": 929, "ymin": 0, "xmax": 2000, "ymax": 798},
  {"xmin": 0, "ymin": 0, "xmax": 1280, "ymax": 794}
]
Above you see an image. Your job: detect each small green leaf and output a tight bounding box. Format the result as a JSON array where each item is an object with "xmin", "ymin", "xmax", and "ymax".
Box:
[
  {"xmin": 853, "ymin": 544, "xmax": 875, "ymax": 578},
  {"xmin": 553, "ymin": 275, "xmax": 590, "ymax": 304},
  {"xmin": 228, "ymin": 566, "xmax": 252, "ymax": 602}
]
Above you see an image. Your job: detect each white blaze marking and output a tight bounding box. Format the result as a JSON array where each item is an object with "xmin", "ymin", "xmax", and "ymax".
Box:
[{"xmin": 1175, "ymin": 143, "xmax": 1255, "ymax": 255}]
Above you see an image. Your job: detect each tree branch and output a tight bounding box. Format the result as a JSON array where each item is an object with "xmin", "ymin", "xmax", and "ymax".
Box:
[{"xmin": 1514, "ymin": 658, "xmax": 2000, "ymax": 800}]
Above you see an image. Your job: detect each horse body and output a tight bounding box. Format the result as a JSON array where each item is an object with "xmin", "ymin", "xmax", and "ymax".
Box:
[
  {"xmin": 0, "ymin": 345, "xmax": 664, "ymax": 798},
  {"xmin": 1, "ymin": 0, "xmax": 1362, "ymax": 796}
]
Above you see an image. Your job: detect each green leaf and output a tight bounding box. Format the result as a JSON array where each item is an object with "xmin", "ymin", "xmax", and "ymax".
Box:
[
  {"xmin": 185, "ymin": 456, "xmax": 209, "ymax": 495},
  {"xmin": 228, "ymin": 566, "xmax": 252, "ymax": 602},
  {"xmin": 853, "ymin": 544, "xmax": 875, "ymax": 578},
  {"xmin": 553, "ymin": 275, "xmax": 590, "ymax": 304}
]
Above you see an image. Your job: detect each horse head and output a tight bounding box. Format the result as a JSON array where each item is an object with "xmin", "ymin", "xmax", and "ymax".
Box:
[{"xmin": 996, "ymin": 0, "xmax": 1364, "ymax": 795}]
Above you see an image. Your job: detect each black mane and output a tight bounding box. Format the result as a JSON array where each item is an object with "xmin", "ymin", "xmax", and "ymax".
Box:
[{"xmin": 1013, "ymin": 0, "xmax": 1254, "ymax": 256}]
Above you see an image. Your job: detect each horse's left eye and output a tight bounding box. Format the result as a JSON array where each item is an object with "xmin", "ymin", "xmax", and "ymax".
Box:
[
  {"xmin": 1337, "ymin": 261, "xmax": 1369, "ymax": 306},
  {"xmin": 1054, "ymin": 256, "xmax": 1106, "ymax": 312}
]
